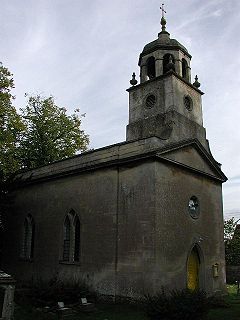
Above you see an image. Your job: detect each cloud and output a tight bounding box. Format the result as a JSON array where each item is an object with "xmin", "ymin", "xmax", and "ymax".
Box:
[
  {"xmin": 1, "ymin": 0, "xmax": 240, "ymax": 218},
  {"xmin": 224, "ymin": 209, "xmax": 240, "ymax": 221},
  {"xmin": 173, "ymin": 0, "xmax": 225, "ymax": 32},
  {"xmin": 212, "ymin": 9, "xmax": 223, "ymax": 17},
  {"xmin": 224, "ymin": 176, "xmax": 240, "ymax": 189},
  {"xmin": 22, "ymin": 21, "xmax": 48, "ymax": 56}
]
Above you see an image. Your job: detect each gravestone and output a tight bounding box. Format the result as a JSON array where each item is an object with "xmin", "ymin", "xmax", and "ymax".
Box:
[
  {"xmin": 57, "ymin": 301, "xmax": 74, "ymax": 319},
  {"xmin": 0, "ymin": 270, "xmax": 16, "ymax": 320},
  {"xmin": 79, "ymin": 297, "xmax": 95, "ymax": 312}
]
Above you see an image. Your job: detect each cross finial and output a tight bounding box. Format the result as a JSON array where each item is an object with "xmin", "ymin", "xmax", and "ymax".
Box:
[
  {"xmin": 160, "ymin": 3, "xmax": 167, "ymax": 32},
  {"xmin": 160, "ymin": 3, "xmax": 166, "ymax": 18}
]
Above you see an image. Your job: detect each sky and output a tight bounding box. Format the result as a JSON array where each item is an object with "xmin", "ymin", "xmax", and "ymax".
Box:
[{"xmin": 1, "ymin": 0, "xmax": 240, "ymax": 220}]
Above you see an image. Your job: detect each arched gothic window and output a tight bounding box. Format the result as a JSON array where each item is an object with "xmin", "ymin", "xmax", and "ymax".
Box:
[
  {"xmin": 163, "ymin": 54, "xmax": 175, "ymax": 74},
  {"xmin": 62, "ymin": 210, "xmax": 81, "ymax": 263},
  {"xmin": 146, "ymin": 56, "xmax": 156, "ymax": 80},
  {"xmin": 21, "ymin": 215, "xmax": 35, "ymax": 259},
  {"xmin": 74, "ymin": 218, "xmax": 80, "ymax": 262},
  {"xmin": 182, "ymin": 58, "xmax": 188, "ymax": 80},
  {"xmin": 63, "ymin": 216, "xmax": 71, "ymax": 261}
]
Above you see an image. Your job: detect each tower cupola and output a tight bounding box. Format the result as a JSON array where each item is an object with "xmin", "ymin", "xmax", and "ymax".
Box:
[
  {"xmin": 139, "ymin": 7, "xmax": 192, "ymax": 83},
  {"xmin": 126, "ymin": 5, "xmax": 206, "ymax": 148}
]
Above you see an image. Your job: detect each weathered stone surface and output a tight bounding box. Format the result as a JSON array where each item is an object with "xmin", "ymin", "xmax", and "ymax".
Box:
[
  {"xmin": 2, "ymin": 137, "xmax": 226, "ymax": 297},
  {"xmin": 0, "ymin": 271, "xmax": 15, "ymax": 320},
  {"xmin": 1, "ymin": 285, "xmax": 15, "ymax": 320},
  {"xmin": 2, "ymin": 14, "xmax": 227, "ymax": 299}
]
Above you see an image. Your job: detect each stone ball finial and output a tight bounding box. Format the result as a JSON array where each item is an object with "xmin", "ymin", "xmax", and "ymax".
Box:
[
  {"xmin": 130, "ymin": 72, "xmax": 138, "ymax": 86},
  {"xmin": 161, "ymin": 17, "xmax": 167, "ymax": 31},
  {"xmin": 193, "ymin": 75, "xmax": 201, "ymax": 88}
]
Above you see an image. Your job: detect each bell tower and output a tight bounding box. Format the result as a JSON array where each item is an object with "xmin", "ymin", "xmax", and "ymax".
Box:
[{"xmin": 126, "ymin": 8, "xmax": 207, "ymax": 149}]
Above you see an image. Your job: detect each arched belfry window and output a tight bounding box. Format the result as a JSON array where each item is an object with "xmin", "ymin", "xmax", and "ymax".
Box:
[
  {"xmin": 163, "ymin": 54, "xmax": 175, "ymax": 74},
  {"xmin": 21, "ymin": 215, "xmax": 35, "ymax": 260},
  {"xmin": 62, "ymin": 210, "xmax": 81, "ymax": 263},
  {"xmin": 146, "ymin": 56, "xmax": 156, "ymax": 80},
  {"xmin": 182, "ymin": 58, "xmax": 188, "ymax": 80}
]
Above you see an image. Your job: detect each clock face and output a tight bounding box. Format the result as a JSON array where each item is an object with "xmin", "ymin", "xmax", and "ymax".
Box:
[
  {"xmin": 188, "ymin": 196, "xmax": 200, "ymax": 219},
  {"xmin": 184, "ymin": 95, "xmax": 193, "ymax": 111}
]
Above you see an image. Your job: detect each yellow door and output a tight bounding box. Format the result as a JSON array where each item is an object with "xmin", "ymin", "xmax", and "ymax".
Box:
[{"xmin": 187, "ymin": 248, "xmax": 200, "ymax": 290}]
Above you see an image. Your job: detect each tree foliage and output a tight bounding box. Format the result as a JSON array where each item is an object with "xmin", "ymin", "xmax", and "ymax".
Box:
[
  {"xmin": 0, "ymin": 62, "xmax": 24, "ymax": 180},
  {"xmin": 224, "ymin": 217, "xmax": 240, "ymax": 265},
  {"xmin": 224, "ymin": 217, "xmax": 238, "ymax": 242},
  {"xmin": 0, "ymin": 62, "xmax": 25, "ymax": 231},
  {"xmin": 19, "ymin": 95, "xmax": 89, "ymax": 169},
  {"xmin": 0, "ymin": 62, "xmax": 89, "ymax": 232}
]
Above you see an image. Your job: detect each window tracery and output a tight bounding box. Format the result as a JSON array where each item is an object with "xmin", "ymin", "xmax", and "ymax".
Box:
[
  {"xmin": 62, "ymin": 210, "xmax": 81, "ymax": 263},
  {"xmin": 21, "ymin": 215, "xmax": 35, "ymax": 260}
]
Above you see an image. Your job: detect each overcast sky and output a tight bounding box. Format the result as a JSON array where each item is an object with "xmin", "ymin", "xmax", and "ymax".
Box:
[{"xmin": 1, "ymin": 0, "xmax": 240, "ymax": 220}]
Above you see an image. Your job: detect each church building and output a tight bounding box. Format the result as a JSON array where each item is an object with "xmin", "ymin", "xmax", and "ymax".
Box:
[{"xmin": 3, "ymin": 11, "xmax": 227, "ymax": 298}]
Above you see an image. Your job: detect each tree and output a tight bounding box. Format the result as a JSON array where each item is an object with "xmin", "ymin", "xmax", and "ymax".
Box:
[
  {"xmin": 224, "ymin": 217, "xmax": 238, "ymax": 242},
  {"xmin": 0, "ymin": 62, "xmax": 25, "ymax": 234},
  {"xmin": 224, "ymin": 217, "xmax": 240, "ymax": 265},
  {"xmin": 19, "ymin": 94, "xmax": 89, "ymax": 169},
  {"xmin": 0, "ymin": 65, "xmax": 90, "ymax": 262},
  {"xmin": 0, "ymin": 62, "xmax": 24, "ymax": 180},
  {"xmin": 0, "ymin": 65, "xmax": 90, "ymax": 233}
]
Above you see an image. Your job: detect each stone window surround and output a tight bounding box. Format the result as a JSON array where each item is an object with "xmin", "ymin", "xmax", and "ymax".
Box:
[
  {"xmin": 59, "ymin": 210, "xmax": 81, "ymax": 265},
  {"xmin": 20, "ymin": 214, "xmax": 34, "ymax": 261}
]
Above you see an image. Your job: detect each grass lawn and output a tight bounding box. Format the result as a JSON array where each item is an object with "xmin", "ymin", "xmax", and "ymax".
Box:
[
  {"xmin": 15, "ymin": 303, "xmax": 148, "ymax": 320},
  {"xmin": 14, "ymin": 285, "xmax": 240, "ymax": 320},
  {"xmin": 207, "ymin": 284, "xmax": 240, "ymax": 320}
]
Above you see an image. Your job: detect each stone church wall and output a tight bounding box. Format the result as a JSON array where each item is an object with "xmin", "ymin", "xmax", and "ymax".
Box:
[
  {"xmin": 2, "ymin": 140, "xmax": 226, "ymax": 297},
  {"xmin": 154, "ymin": 161, "xmax": 225, "ymax": 294},
  {"xmin": 115, "ymin": 161, "xmax": 156, "ymax": 296},
  {"xmin": 3, "ymin": 159, "xmax": 157, "ymax": 297},
  {"xmin": 1, "ymin": 6, "xmax": 228, "ymax": 298},
  {"xmin": 4, "ymin": 167, "xmax": 118, "ymax": 289}
]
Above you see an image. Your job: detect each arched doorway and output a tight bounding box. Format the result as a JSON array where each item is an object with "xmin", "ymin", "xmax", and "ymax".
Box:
[{"xmin": 187, "ymin": 246, "xmax": 200, "ymax": 290}]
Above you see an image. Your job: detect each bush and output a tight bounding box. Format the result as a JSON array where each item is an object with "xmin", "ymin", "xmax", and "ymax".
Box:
[
  {"xmin": 208, "ymin": 295, "xmax": 230, "ymax": 309},
  {"xmin": 15, "ymin": 278, "xmax": 96, "ymax": 308},
  {"xmin": 144, "ymin": 288, "xmax": 211, "ymax": 320}
]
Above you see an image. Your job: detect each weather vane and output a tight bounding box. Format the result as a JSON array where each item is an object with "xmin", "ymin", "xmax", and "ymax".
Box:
[{"xmin": 160, "ymin": 3, "xmax": 166, "ymax": 18}]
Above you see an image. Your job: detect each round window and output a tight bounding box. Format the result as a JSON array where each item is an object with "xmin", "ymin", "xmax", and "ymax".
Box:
[
  {"xmin": 145, "ymin": 94, "xmax": 156, "ymax": 109},
  {"xmin": 184, "ymin": 95, "xmax": 193, "ymax": 111},
  {"xmin": 188, "ymin": 196, "xmax": 200, "ymax": 219}
]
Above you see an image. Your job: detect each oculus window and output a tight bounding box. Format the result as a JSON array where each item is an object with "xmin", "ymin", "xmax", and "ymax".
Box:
[{"xmin": 188, "ymin": 196, "xmax": 200, "ymax": 219}]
